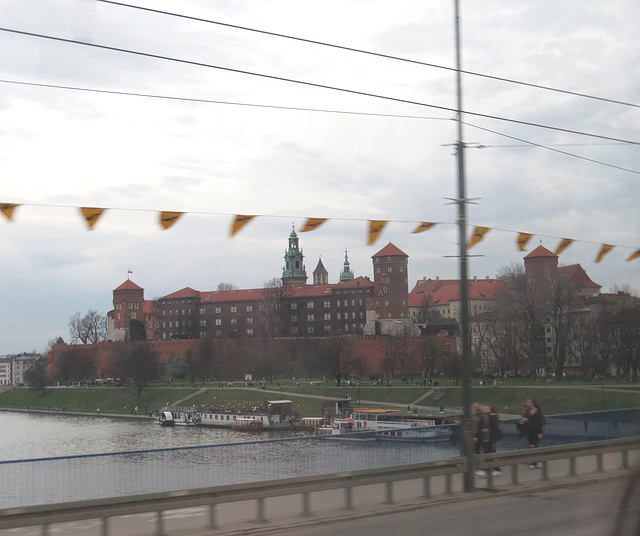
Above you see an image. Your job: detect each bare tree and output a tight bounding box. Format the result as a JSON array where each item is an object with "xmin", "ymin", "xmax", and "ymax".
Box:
[
  {"xmin": 217, "ymin": 282, "xmax": 239, "ymax": 291},
  {"xmin": 110, "ymin": 342, "xmax": 161, "ymax": 398},
  {"xmin": 320, "ymin": 336, "xmax": 358, "ymax": 386},
  {"xmin": 68, "ymin": 310, "xmax": 107, "ymax": 344},
  {"xmin": 380, "ymin": 324, "xmax": 419, "ymax": 381},
  {"xmin": 24, "ymin": 357, "xmax": 47, "ymax": 394}
]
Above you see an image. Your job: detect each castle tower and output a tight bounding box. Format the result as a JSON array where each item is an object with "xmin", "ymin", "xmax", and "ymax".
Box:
[
  {"xmin": 371, "ymin": 243, "xmax": 409, "ymax": 319},
  {"xmin": 339, "ymin": 246, "xmax": 355, "ymax": 283},
  {"xmin": 313, "ymin": 257, "xmax": 329, "ymax": 285},
  {"xmin": 282, "ymin": 226, "xmax": 307, "ymax": 286},
  {"xmin": 111, "ymin": 278, "xmax": 145, "ymax": 341},
  {"xmin": 524, "ymin": 245, "xmax": 559, "ymax": 303}
]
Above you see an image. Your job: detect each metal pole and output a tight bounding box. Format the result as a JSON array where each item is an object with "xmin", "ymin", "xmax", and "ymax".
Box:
[{"xmin": 454, "ymin": 0, "xmax": 474, "ymax": 493}]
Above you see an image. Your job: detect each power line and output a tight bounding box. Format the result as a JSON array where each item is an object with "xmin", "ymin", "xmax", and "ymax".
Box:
[
  {"xmin": 2, "ymin": 77, "xmax": 638, "ymax": 175},
  {"xmin": 464, "ymin": 123, "xmax": 640, "ymax": 175},
  {"xmin": 1, "ymin": 27, "xmax": 639, "ymax": 147},
  {"xmin": 0, "ymin": 79, "xmax": 449, "ymax": 122},
  {"xmin": 94, "ymin": 0, "xmax": 640, "ymax": 111}
]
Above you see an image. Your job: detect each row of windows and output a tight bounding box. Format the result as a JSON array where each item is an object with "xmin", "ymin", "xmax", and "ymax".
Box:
[
  {"xmin": 162, "ymin": 309, "xmax": 192, "ymax": 316},
  {"xmin": 115, "ymin": 302, "xmax": 141, "ymax": 310},
  {"xmin": 292, "ymin": 312, "xmax": 363, "ymax": 322}
]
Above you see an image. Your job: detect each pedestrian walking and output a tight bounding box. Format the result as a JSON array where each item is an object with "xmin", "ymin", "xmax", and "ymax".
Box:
[
  {"xmin": 474, "ymin": 404, "xmax": 502, "ymax": 477},
  {"xmin": 521, "ymin": 398, "xmax": 545, "ymax": 468}
]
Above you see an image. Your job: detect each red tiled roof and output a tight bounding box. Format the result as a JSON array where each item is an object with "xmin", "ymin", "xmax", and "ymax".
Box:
[
  {"xmin": 409, "ymin": 278, "xmax": 511, "ymax": 307},
  {"xmin": 559, "ymin": 264, "xmax": 601, "ymax": 289},
  {"xmin": 113, "ymin": 279, "xmax": 143, "ymax": 292},
  {"xmin": 160, "ymin": 287, "xmax": 200, "ymax": 300},
  {"xmin": 143, "ymin": 300, "xmax": 158, "ymax": 315},
  {"xmin": 287, "ymin": 277, "xmax": 374, "ymax": 298},
  {"xmin": 372, "ymin": 243, "xmax": 408, "ymax": 258},
  {"xmin": 199, "ymin": 288, "xmax": 265, "ymax": 303},
  {"xmin": 524, "ymin": 245, "xmax": 557, "ymax": 259}
]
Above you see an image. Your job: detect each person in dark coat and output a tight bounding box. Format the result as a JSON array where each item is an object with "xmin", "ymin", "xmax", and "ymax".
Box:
[
  {"xmin": 474, "ymin": 404, "xmax": 502, "ymax": 476},
  {"xmin": 522, "ymin": 398, "xmax": 545, "ymax": 468}
]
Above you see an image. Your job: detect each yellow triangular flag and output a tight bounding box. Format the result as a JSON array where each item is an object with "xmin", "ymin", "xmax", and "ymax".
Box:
[
  {"xmin": 1, "ymin": 203, "xmax": 20, "ymax": 221},
  {"xmin": 554, "ymin": 238, "xmax": 574, "ymax": 255},
  {"xmin": 517, "ymin": 232, "xmax": 533, "ymax": 251},
  {"xmin": 230, "ymin": 215, "xmax": 255, "ymax": 237},
  {"xmin": 412, "ymin": 222, "xmax": 437, "ymax": 234},
  {"xmin": 159, "ymin": 211, "xmax": 183, "ymax": 230},
  {"xmin": 300, "ymin": 218, "xmax": 327, "ymax": 232},
  {"xmin": 467, "ymin": 226, "xmax": 490, "ymax": 249},
  {"xmin": 80, "ymin": 207, "xmax": 106, "ymax": 230},
  {"xmin": 595, "ymin": 244, "xmax": 614, "ymax": 263},
  {"xmin": 626, "ymin": 249, "xmax": 640, "ymax": 262},
  {"xmin": 368, "ymin": 220, "xmax": 388, "ymax": 245}
]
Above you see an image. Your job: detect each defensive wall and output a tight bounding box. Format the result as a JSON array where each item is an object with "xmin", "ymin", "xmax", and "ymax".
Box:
[{"xmin": 45, "ymin": 336, "xmax": 425, "ymax": 380}]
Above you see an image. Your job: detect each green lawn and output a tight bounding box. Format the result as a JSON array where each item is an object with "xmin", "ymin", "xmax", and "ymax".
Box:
[{"xmin": 1, "ymin": 379, "xmax": 638, "ymax": 418}]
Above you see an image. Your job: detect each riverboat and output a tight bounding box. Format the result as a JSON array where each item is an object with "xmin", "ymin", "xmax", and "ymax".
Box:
[
  {"xmin": 230, "ymin": 416, "xmax": 264, "ymax": 432},
  {"xmin": 160, "ymin": 407, "xmax": 200, "ymax": 426},
  {"xmin": 317, "ymin": 409, "xmax": 452, "ymax": 442},
  {"xmin": 197, "ymin": 400, "xmax": 299, "ymax": 430},
  {"xmin": 155, "ymin": 411, "xmax": 175, "ymax": 426}
]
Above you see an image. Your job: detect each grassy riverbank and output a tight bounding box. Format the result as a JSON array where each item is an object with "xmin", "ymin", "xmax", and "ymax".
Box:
[{"xmin": 1, "ymin": 379, "xmax": 638, "ymax": 417}]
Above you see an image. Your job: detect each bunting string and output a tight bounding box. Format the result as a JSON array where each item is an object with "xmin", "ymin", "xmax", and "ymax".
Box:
[{"xmin": 2, "ymin": 201, "xmax": 639, "ymax": 263}]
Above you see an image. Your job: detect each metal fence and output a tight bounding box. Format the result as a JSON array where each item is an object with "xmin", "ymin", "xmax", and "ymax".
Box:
[{"xmin": 1, "ymin": 408, "xmax": 637, "ymax": 509}]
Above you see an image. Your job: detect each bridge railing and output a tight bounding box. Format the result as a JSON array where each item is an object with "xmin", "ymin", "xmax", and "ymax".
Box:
[{"xmin": 0, "ymin": 436, "xmax": 639, "ymax": 536}]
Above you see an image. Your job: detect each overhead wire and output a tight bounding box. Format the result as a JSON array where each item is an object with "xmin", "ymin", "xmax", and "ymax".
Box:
[
  {"xmin": 94, "ymin": 0, "xmax": 640, "ymax": 111},
  {"xmin": 1, "ymin": 77, "xmax": 638, "ymax": 175},
  {"xmin": 1, "ymin": 26, "xmax": 639, "ymax": 147}
]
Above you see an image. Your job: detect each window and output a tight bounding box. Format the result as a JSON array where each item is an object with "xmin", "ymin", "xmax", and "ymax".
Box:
[
  {"xmin": 148, "ymin": 322, "xmax": 152, "ymax": 328},
  {"xmin": 200, "ymin": 307, "xmax": 206, "ymax": 314},
  {"xmin": 324, "ymin": 313, "xmax": 331, "ymax": 320},
  {"xmin": 169, "ymin": 321, "xmax": 173, "ymax": 328},
  {"xmin": 376, "ymin": 268, "xmax": 380, "ymax": 273},
  {"xmin": 215, "ymin": 319, "xmax": 222, "ymax": 326},
  {"xmin": 162, "ymin": 310, "xmax": 166, "ymax": 316},
  {"xmin": 247, "ymin": 317, "xmax": 253, "ymax": 324},
  {"xmin": 131, "ymin": 313, "xmax": 136, "ymax": 319},
  {"xmin": 231, "ymin": 306, "xmax": 237, "ymax": 313},
  {"xmin": 246, "ymin": 305, "xmax": 253, "ymax": 312},
  {"xmin": 291, "ymin": 302, "xmax": 298, "ymax": 310},
  {"xmin": 200, "ymin": 331, "xmax": 207, "ymax": 338},
  {"xmin": 351, "ymin": 299, "xmax": 355, "ymax": 306},
  {"xmin": 388, "ymin": 267, "xmax": 392, "ymax": 272},
  {"xmin": 230, "ymin": 318, "xmax": 237, "ymax": 325},
  {"xmin": 182, "ymin": 309, "xmax": 185, "ymax": 315},
  {"xmin": 200, "ymin": 320, "xmax": 206, "ymax": 327},
  {"xmin": 307, "ymin": 301, "xmax": 314, "ymax": 309},
  {"xmin": 247, "ymin": 328, "xmax": 253, "ymax": 336},
  {"xmin": 359, "ymin": 299, "xmax": 363, "ymax": 306},
  {"xmin": 337, "ymin": 312, "xmax": 342, "ymax": 320},
  {"xmin": 383, "ymin": 287, "xmax": 387, "ymax": 294},
  {"xmin": 215, "ymin": 330, "xmax": 222, "ymax": 337},
  {"xmin": 352, "ymin": 312, "xmax": 356, "ymax": 319},
  {"xmin": 307, "ymin": 314, "xmax": 315, "ymax": 322},
  {"xmin": 291, "ymin": 315, "xmax": 297, "ymax": 323},
  {"xmin": 162, "ymin": 321, "xmax": 166, "ymax": 328},
  {"xmin": 324, "ymin": 300, "xmax": 331, "ymax": 308},
  {"xmin": 215, "ymin": 306, "xmax": 222, "ymax": 314},
  {"xmin": 308, "ymin": 326, "xmax": 315, "ymax": 334},
  {"xmin": 169, "ymin": 309, "xmax": 172, "ymax": 316}
]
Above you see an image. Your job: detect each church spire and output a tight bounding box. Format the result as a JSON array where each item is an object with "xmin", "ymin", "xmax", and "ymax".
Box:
[
  {"xmin": 339, "ymin": 245, "xmax": 354, "ymax": 283},
  {"xmin": 282, "ymin": 225, "xmax": 307, "ymax": 286}
]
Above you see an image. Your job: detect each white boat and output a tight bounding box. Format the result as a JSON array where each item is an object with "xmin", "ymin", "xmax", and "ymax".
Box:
[
  {"xmin": 155, "ymin": 411, "xmax": 174, "ymax": 426},
  {"xmin": 161, "ymin": 408, "xmax": 200, "ymax": 426},
  {"xmin": 318, "ymin": 409, "xmax": 452, "ymax": 442},
  {"xmin": 197, "ymin": 400, "xmax": 299, "ymax": 430}
]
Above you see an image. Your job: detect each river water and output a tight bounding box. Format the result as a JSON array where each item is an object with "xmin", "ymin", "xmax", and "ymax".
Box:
[{"xmin": 0, "ymin": 411, "xmax": 464, "ymax": 508}]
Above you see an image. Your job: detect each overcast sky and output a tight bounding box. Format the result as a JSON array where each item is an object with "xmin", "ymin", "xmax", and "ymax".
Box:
[{"xmin": 1, "ymin": 0, "xmax": 639, "ymax": 355}]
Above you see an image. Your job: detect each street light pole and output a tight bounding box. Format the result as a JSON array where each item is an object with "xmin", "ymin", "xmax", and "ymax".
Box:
[{"xmin": 453, "ymin": 0, "xmax": 474, "ymax": 493}]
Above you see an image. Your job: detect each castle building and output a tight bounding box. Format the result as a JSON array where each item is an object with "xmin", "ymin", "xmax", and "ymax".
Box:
[{"xmin": 108, "ymin": 231, "xmax": 417, "ymax": 341}]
